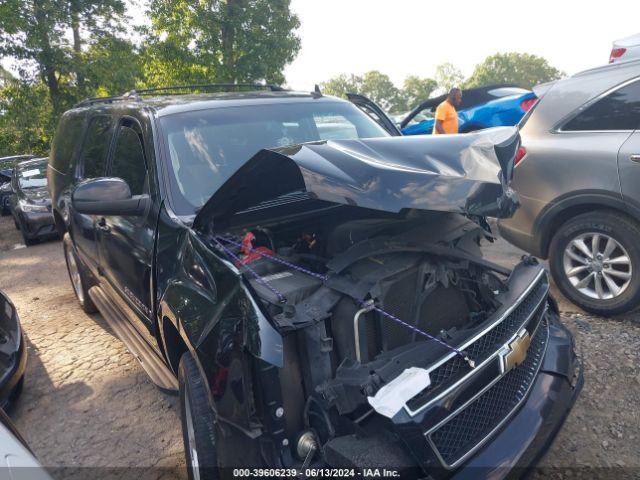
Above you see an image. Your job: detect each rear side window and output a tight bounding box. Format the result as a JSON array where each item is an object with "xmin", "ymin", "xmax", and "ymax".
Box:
[
  {"xmin": 562, "ymin": 79, "xmax": 640, "ymax": 131},
  {"xmin": 81, "ymin": 115, "xmax": 113, "ymax": 178},
  {"xmin": 110, "ymin": 123, "xmax": 147, "ymax": 195},
  {"xmin": 51, "ymin": 114, "xmax": 84, "ymax": 174}
]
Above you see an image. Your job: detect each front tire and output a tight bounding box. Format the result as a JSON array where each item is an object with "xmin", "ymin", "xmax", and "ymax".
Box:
[
  {"xmin": 63, "ymin": 233, "xmax": 97, "ymax": 313},
  {"xmin": 549, "ymin": 211, "xmax": 640, "ymax": 316},
  {"xmin": 179, "ymin": 352, "xmax": 220, "ymax": 480}
]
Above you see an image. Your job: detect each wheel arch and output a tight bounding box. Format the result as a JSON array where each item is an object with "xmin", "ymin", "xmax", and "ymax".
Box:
[
  {"xmin": 160, "ymin": 317, "xmax": 189, "ymax": 375},
  {"xmin": 158, "ymin": 300, "xmax": 217, "ymax": 415},
  {"xmin": 157, "ymin": 298, "xmax": 194, "ymax": 376},
  {"xmin": 536, "ymin": 191, "xmax": 640, "ymax": 258}
]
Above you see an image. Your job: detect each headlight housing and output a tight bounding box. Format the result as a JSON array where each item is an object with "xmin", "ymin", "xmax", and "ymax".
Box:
[{"xmin": 20, "ymin": 203, "xmax": 49, "ymax": 213}]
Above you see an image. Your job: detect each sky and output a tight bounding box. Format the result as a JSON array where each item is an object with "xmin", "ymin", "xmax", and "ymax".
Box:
[
  {"xmin": 3, "ymin": 0, "xmax": 638, "ymax": 89},
  {"xmin": 283, "ymin": 0, "xmax": 640, "ymax": 90}
]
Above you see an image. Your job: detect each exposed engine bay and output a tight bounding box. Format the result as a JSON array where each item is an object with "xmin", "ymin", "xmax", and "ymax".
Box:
[
  {"xmin": 187, "ymin": 126, "xmax": 569, "ymax": 473},
  {"xmin": 213, "ymin": 207, "xmax": 534, "ymax": 469}
]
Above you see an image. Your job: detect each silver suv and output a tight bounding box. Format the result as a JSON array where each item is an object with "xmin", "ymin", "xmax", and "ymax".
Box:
[{"xmin": 498, "ymin": 59, "xmax": 640, "ymax": 316}]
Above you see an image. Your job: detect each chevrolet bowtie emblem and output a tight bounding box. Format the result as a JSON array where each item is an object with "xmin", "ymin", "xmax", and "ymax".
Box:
[{"xmin": 500, "ymin": 329, "xmax": 531, "ymax": 373}]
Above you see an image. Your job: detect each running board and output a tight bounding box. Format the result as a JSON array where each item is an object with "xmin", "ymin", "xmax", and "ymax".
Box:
[{"xmin": 89, "ymin": 286, "xmax": 178, "ymax": 393}]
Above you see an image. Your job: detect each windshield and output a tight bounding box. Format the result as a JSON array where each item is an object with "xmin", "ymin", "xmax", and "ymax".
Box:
[
  {"xmin": 160, "ymin": 101, "xmax": 390, "ymax": 215},
  {"xmin": 17, "ymin": 161, "xmax": 47, "ymax": 189}
]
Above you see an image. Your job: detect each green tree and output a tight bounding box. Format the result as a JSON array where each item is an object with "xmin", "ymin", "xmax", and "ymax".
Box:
[
  {"xmin": 83, "ymin": 35, "xmax": 142, "ymax": 96},
  {"xmin": 0, "ymin": 0, "xmax": 131, "ymax": 111},
  {"xmin": 321, "ymin": 73, "xmax": 362, "ymax": 99},
  {"xmin": 0, "ymin": 66, "xmax": 13, "ymax": 87},
  {"xmin": 67, "ymin": 0, "xmax": 128, "ymax": 94},
  {"xmin": 321, "ymin": 71, "xmax": 405, "ymax": 112},
  {"xmin": 358, "ymin": 71, "xmax": 403, "ymax": 112},
  {"xmin": 400, "ymin": 75, "xmax": 437, "ymax": 111},
  {"xmin": 465, "ymin": 52, "xmax": 562, "ymax": 89},
  {"xmin": 0, "ymin": 80, "xmax": 53, "ymax": 155},
  {"xmin": 434, "ymin": 62, "xmax": 464, "ymax": 93},
  {"xmin": 0, "ymin": 0, "xmax": 138, "ymax": 154},
  {"xmin": 143, "ymin": 0, "xmax": 301, "ymax": 85}
]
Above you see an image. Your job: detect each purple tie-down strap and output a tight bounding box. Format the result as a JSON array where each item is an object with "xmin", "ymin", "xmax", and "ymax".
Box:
[{"xmin": 213, "ymin": 235, "xmax": 475, "ymax": 368}]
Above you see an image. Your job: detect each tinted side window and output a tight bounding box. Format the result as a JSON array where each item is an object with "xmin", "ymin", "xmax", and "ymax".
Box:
[
  {"xmin": 51, "ymin": 114, "xmax": 84, "ymax": 173},
  {"xmin": 110, "ymin": 124, "xmax": 147, "ymax": 195},
  {"xmin": 563, "ymin": 79, "xmax": 640, "ymax": 131},
  {"xmin": 81, "ymin": 116, "xmax": 113, "ymax": 178}
]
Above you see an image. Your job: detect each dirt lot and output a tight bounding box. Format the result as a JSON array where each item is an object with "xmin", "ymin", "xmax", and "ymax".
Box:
[
  {"xmin": 0, "ymin": 214, "xmax": 639, "ymax": 478},
  {"xmin": 0, "ymin": 217, "xmax": 185, "ymax": 479}
]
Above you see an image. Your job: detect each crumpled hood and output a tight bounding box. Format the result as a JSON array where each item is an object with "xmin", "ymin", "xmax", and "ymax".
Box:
[{"xmin": 194, "ymin": 126, "xmax": 520, "ymax": 232}]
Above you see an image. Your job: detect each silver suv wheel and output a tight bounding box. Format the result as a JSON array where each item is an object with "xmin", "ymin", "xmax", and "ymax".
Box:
[{"xmin": 563, "ymin": 232, "xmax": 632, "ymax": 300}]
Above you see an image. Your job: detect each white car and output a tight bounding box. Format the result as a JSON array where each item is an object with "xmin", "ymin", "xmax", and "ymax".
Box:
[{"xmin": 610, "ymin": 33, "xmax": 640, "ymax": 63}]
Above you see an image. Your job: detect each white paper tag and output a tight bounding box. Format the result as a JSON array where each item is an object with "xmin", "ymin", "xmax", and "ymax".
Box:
[
  {"xmin": 367, "ymin": 367, "xmax": 431, "ymax": 419},
  {"xmin": 21, "ymin": 169, "xmax": 41, "ymax": 178}
]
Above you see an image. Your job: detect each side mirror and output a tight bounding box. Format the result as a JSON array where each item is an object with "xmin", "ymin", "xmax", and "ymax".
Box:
[{"xmin": 72, "ymin": 178, "xmax": 149, "ymax": 216}]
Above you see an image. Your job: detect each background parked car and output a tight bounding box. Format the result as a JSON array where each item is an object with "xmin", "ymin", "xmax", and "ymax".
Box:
[
  {"xmin": 399, "ymin": 84, "xmax": 537, "ymax": 135},
  {"xmin": 610, "ymin": 32, "xmax": 640, "ymax": 63},
  {"xmin": 0, "ymin": 155, "xmax": 34, "ymax": 171},
  {"xmin": 498, "ymin": 59, "xmax": 640, "ymax": 316},
  {"xmin": 0, "ymin": 407, "xmax": 51, "ymax": 479},
  {"xmin": 9, "ymin": 157, "xmax": 57, "ymax": 246},
  {"xmin": 0, "ymin": 290, "xmax": 27, "ymax": 408},
  {"xmin": 0, "ymin": 168, "xmax": 12, "ymax": 185},
  {"xmin": 0, "ymin": 171, "xmax": 13, "ymax": 216},
  {"xmin": 0, "ymin": 153, "xmax": 35, "ymax": 215}
]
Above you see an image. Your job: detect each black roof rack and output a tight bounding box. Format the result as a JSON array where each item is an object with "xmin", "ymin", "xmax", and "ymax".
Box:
[{"xmin": 74, "ymin": 83, "xmax": 285, "ymax": 108}]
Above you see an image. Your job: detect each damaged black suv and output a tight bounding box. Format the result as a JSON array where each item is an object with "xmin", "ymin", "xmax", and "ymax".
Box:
[{"xmin": 48, "ymin": 85, "xmax": 582, "ymax": 479}]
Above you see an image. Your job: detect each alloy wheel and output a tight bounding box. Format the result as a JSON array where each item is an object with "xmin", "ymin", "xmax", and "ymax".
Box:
[{"xmin": 563, "ymin": 232, "xmax": 632, "ymax": 300}]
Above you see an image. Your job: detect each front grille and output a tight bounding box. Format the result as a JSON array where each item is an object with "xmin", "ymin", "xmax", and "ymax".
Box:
[
  {"xmin": 406, "ymin": 276, "xmax": 548, "ymax": 410},
  {"xmin": 428, "ymin": 317, "xmax": 549, "ymax": 467}
]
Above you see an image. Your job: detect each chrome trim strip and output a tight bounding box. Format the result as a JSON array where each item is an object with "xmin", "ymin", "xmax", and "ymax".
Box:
[
  {"xmin": 426, "ymin": 317, "xmax": 550, "ymax": 469},
  {"xmin": 402, "ymin": 268, "xmax": 547, "ymax": 417}
]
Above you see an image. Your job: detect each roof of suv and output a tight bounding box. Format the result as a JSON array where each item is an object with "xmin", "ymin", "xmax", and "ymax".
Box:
[
  {"xmin": 573, "ymin": 58, "xmax": 640, "ymax": 77},
  {"xmin": 0, "ymin": 155, "xmax": 33, "ymax": 162},
  {"xmin": 523, "ymin": 60, "xmax": 640, "ymax": 133},
  {"xmin": 16, "ymin": 157, "xmax": 47, "ymax": 168},
  {"xmin": 73, "ymin": 90, "xmax": 346, "ymax": 117}
]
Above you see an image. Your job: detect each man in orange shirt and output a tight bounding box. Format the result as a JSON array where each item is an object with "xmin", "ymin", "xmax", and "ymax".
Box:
[{"xmin": 433, "ymin": 87, "xmax": 462, "ymax": 134}]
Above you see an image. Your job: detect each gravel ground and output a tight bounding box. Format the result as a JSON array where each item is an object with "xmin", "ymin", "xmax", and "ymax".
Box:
[
  {"xmin": 0, "ymin": 217, "xmax": 185, "ymax": 479},
  {"xmin": 0, "ymin": 215, "xmax": 639, "ymax": 479}
]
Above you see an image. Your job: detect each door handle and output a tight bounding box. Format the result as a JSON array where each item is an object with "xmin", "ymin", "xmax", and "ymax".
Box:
[
  {"xmin": 631, "ymin": 154, "xmax": 640, "ymax": 163},
  {"xmin": 97, "ymin": 217, "xmax": 110, "ymax": 232}
]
